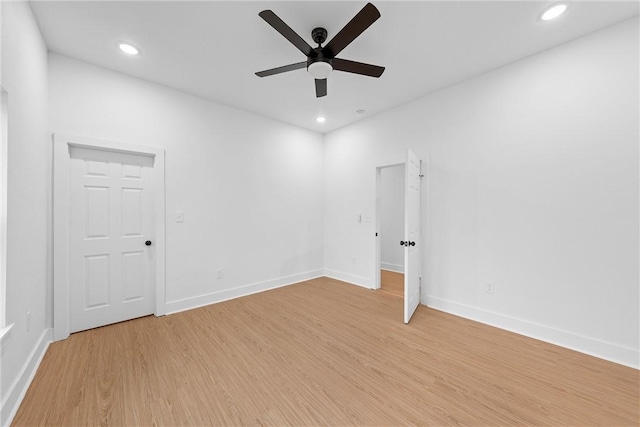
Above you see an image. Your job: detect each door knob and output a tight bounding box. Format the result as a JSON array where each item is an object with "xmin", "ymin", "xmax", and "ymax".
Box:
[
  {"xmin": 145, "ymin": 240, "xmax": 152, "ymax": 246},
  {"xmin": 400, "ymin": 241, "xmax": 407, "ymax": 246},
  {"xmin": 409, "ymin": 241, "xmax": 416, "ymax": 246}
]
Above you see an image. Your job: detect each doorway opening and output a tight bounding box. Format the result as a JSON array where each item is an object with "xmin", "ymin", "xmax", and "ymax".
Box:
[
  {"xmin": 375, "ymin": 163, "xmax": 405, "ymax": 298},
  {"xmin": 374, "ymin": 149, "xmax": 423, "ymax": 323}
]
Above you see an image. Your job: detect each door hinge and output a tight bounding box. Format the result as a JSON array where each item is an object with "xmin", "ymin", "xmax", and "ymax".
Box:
[{"xmin": 419, "ymin": 159, "xmax": 424, "ymax": 178}]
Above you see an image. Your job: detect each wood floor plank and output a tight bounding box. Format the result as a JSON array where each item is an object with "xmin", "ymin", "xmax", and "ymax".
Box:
[
  {"xmin": 380, "ymin": 269, "xmax": 404, "ymax": 297},
  {"xmin": 12, "ymin": 277, "xmax": 639, "ymax": 426}
]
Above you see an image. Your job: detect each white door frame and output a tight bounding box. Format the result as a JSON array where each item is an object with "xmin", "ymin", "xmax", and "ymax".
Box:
[
  {"xmin": 53, "ymin": 133, "xmax": 166, "ymax": 341},
  {"xmin": 373, "ymin": 162, "xmax": 404, "ymax": 290}
]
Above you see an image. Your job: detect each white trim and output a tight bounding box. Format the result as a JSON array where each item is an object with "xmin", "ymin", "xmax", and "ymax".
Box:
[
  {"xmin": 0, "ymin": 87, "xmax": 8, "ymax": 329},
  {"xmin": 381, "ymin": 263, "xmax": 404, "ymax": 273},
  {"xmin": 0, "ymin": 323, "xmax": 13, "ymax": 347},
  {"xmin": 166, "ymin": 270, "xmax": 324, "ymax": 314},
  {"xmin": 53, "ymin": 134, "xmax": 166, "ymax": 341},
  {"xmin": 323, "ymin": 269, "xmax": 373, "ymax": 289},
  {"xmin": 426, "ymin": 295, "xmax": 640, "ymax": 369},
  {"xmin": 374, "ymin": 167, "xmax": 382, "ymax": 290},
  {"xmin": 0, "ymin": 328, "xmax": 52, "ymax": 426}
]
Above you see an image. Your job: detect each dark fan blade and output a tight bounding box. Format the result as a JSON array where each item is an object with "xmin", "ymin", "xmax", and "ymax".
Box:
[
  {"xmin": 315, "ymin": 79, "xmax": 327, "ymax": 97},
  {"xmin": 333, "ymin": 58, "xmax": 384, "ymax": 77},
  {"xmin": 324, "ymin": 3, "xmax": 380, "ymax": 58},
  {"xmin": 259, "ymin": 10, "xmax": 314, "ymax": 57},
  {"xmin": 256, "ymin": 62, "xmax": 307, "ymax": 77}
]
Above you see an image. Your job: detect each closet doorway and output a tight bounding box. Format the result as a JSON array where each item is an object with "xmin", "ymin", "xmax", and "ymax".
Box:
[
  {"xmin": 374, "ymin": 149, "xmax": 423, "ymax": 323},
  {"xmin": 376, "ymin": 163, "xmax": 405, "ymax": 298}
]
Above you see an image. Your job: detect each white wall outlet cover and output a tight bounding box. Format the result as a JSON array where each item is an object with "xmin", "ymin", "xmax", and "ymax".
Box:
[{"xmin": 486, "ymin": 283, "xmax": 495, "ymax": 294}]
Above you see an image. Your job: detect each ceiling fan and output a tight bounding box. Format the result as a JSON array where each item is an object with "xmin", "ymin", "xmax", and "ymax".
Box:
[{"xmin": 255, "ymin": 2, "xmax": 385, "ymax": 98}]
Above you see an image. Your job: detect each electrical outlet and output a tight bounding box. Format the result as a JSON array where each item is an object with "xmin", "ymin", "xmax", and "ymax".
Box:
[
  {"xmin": 176, "ymin": 211, "xmax": 184, "ymax": 223},
  {"xmin": 217, "ymin": 269, "xmax": 224, "ymax": 279},
  {"xmin": 26, "ymin": 311, "xmax": 31, "ymax": 331},
  {"xmin": 485, "ymin": 282, "xmax": 495, "ymax": 295}
]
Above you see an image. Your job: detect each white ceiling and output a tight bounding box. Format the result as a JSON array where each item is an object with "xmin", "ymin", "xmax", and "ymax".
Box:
[{"xmin": 30, "ymin": 1, "xmax": 639, "ymax": 133}]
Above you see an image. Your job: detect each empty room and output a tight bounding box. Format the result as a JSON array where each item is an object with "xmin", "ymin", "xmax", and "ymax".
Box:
[{"xmin": 1, "ymin": 1, "xmax": 638, "ymax": 425}]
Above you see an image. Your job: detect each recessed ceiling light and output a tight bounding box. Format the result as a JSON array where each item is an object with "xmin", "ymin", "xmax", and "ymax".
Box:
[
  {"xmin": 541, "ymin": 3, "xmax": 567, "ymax": 21},
  {"xmin": 118, "ymin": 43, "xmax": 139, "ymax": 55},
  {"xmin": 316, "ymin": 116, "xmax": 326, "ymax": 123}
]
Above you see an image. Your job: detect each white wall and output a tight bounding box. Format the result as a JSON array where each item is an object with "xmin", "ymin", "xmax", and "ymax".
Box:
[
  {"xmin": 48, "ymin": 54, "xmax": 324, "ymax": 313},
  {"xmin": 0, "ymin": 2, "xmax": 51, "ymax": 424},
  {"xmin": 324, "ymin": 18, "xmax": 639, "ymax": 368},
  {"xmin": 380, "ymin": 165, "xmax": 404, "ymax": 272},
  {"xmin": 1, "ymin": 11, "xmax": 638, "ymax": 426}
]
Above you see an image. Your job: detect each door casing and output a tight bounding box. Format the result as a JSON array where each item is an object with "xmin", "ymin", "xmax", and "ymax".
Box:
[{"xmin": 53, "ymin": 133, "xmax": 166, "ymax": 341}]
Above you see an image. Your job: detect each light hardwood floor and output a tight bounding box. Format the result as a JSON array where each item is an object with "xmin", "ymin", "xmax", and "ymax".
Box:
[
  {"xmin": 380, "ymin": 269, "xmax": 403, "ymax": 297},
  {"xmin": 13, "ymin": 277, "xmax": 639, "ymax": 426}
]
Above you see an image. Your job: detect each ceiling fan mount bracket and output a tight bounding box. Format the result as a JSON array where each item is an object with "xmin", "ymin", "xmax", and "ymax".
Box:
[{"xmin": 311, "ymin": 27, "xmax": 328, "ymax": 46}]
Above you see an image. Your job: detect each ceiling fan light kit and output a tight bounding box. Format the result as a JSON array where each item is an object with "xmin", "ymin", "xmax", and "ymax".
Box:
[
  {"xmin": 308, "ymin": 61, "xmax": 333, "ymax": 79},
  {"xmin": 256, "ymin": 2, "xmax": 385, "ymax": 98}
]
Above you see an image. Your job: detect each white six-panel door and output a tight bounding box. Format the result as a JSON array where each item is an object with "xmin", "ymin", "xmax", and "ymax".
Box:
[
  {"xmin": 68, "ymin": 146, "xmax": 154, "ymax": 333},
  {"xmin": 404, "ymin": 149, "xmax": 421, "ymax": 323}
]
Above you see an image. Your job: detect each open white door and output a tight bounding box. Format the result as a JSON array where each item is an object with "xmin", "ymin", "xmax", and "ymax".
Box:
[{"xmin": 403, "ymin": 149, "xmax": 421, "ymax": 323}]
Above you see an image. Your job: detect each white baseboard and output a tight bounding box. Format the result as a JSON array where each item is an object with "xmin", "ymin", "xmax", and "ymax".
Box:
[
  {"xmin": 426, "ymin": 295, "xmax": 639, "ymax": 369},
  {"xmin": 381, "ymin": 263, "xmax": 404, "ymax": 273},
  {"xmin": 165, "ymin": 269, "xmax": 324, "ymax": 315},
  {"xmin": 323, "ymin": 269, "xmax": 373, "ymax": 289},
  {"xmin": 1, "ymin": 328, "xmax": 53, "ymax": 426}
]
